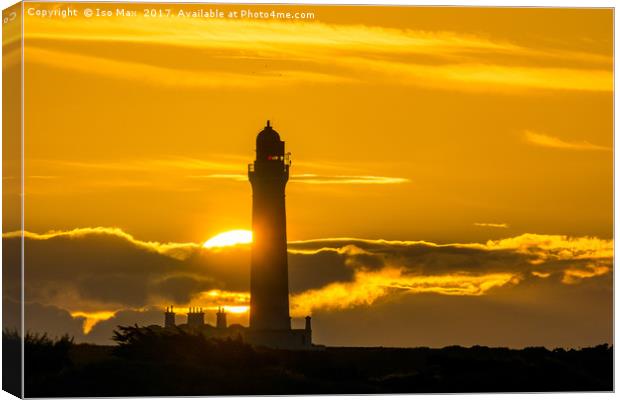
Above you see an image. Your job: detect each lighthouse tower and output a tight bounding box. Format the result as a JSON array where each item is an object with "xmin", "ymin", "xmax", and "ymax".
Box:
[{"xmin": 248, "ymin": 121, "xmax": 291, "ymax": 331}]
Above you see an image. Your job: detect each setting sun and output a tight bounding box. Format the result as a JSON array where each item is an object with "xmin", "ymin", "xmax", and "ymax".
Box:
[{"xmin": 203, "ymin": 230, "xmax": 253, "ymax": 248}]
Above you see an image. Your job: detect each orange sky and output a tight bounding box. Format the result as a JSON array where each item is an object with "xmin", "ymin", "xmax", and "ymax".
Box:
[
  {"xmin": 2, "ymin": 3, "xmax": 613, "ymax": 347},
  {"xmin": 11, "ymin": 3, "xmax": 611, "ymax": 244}
]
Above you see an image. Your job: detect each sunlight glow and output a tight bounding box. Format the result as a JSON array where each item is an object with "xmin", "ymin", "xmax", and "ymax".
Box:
[
  {"xmin": 203, "ymin": 230, "xmax": 252, "ymax": 248},
  {"xmin": 222, "ymin": 306, "xmax": 250, "ymax": 314}
]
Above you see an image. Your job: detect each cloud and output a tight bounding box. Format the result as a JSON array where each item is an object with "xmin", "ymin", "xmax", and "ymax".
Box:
[
  {"xmin": 27, "ymin": 46, "xmax": 350, "ymax": 89},
  {"xmin": 474, "ymin": 222, "xmax": 508, "ymax": 228},
  {"xmin": 290, "ymin": 267, "xmax": 519, "ymax": 317},
  {"xmin": 481, "ymin": 233, "xmax": 613, "ymax": 263},
  {"xmin": 346, "ymin": 57, "xmax": 611, "ymax": 92},
  {"xmin": 290, "ymin": 247, "xmax": 369, "ymax": 291},
  {"xmin": 27, "ymin": 175, "xmax": 59, "ymax": 180},
  {"xmin": 286, "ymin": 234, "xmax": 613, "ymax": 315},
  {"xmin": 561, "ymin": 263, "xmax": 611, "ymax": 285},
  {"xmin": 311, "ymin": 277, "xmax": 612, "ymax": 348},
  {"xmin": 23, "ymin": 301, "xmax": 88, "ymax": 341},
  {"xmin": 192, "ymin": 173, "xmax": 409, "ymax": 185},
  {"xmin": 189, "ymin": 174, "xmax": 247, "ymax": 181},
  {"xmin": 69, "ymin": 310, "xmax": 116, "ymax": 334},
  {"xmin": 3, "ymin": 228, "xmax": 250, "ymax": 316},
  {"xmin": 85, "ymin": 308, "xmax": 164, "ymax": 344},
  {"xmin": 5, "ymin": 227, "xmax": 612, "ymax": 343},
  {"xmin": 23, "ymin": 13, "xmax": 612, "ymax": 92},
  {"xmin": 152, "ymin": 275, "xmax": 217, "ymax": 304},
  {"xmin": 292, "ymin": 174, "xmax": 409, "ymax": 185},
  {"xmin": 288, "ymin": 234, "xmax": 613, "ymax": 263},
  {"xmin": 5, "ymin": 226, "xmax": 200, "ymax": 260},
  {"xmin": 287, "ymin": 234, "xmax": 612, "ymax": 316},
  {"xmin": 22, "ymin": 14, "xmax": 606, "ymax": 64},
  {"xmin": 27, "ymin": 158, "xmax": 408, "ymax": 193},
  {"xmin": 523, "ymin": 130, "xmax": 612, "ymax": 151},
  {"xmin": 41, "ymin": 157, "xmax": 244, "ymax": 172}
]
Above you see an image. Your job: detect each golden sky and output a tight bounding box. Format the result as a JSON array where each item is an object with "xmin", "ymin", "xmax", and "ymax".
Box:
[{"xmin": 2, "ymin": 3, "xmax": 613, "ymax": 347}]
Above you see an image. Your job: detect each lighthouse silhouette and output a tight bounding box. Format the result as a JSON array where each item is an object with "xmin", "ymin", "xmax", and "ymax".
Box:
[
  {"xmin": 248, "ymin": 120, "xmax": 292, "ymax": 330},
  {"xmin": 159, "ymin": 121, "xmax": 313, "ymax": 349}
]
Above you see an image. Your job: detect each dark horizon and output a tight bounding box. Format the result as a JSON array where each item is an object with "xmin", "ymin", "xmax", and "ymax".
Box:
[{"xmin": 3, "ymin": 329, "xmax": 613, "ymax": 397}]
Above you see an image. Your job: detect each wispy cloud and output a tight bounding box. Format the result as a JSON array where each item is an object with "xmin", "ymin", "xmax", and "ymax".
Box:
[
  {"xmin": 23, "ymin": 13, "xmax": 612, "ymax": 92},
  {"xmin": 474, "ymin": 222, "xmax": 509, "ymax": 228},
  {"xmin": 29, "ymin": 158, "xmax": 409, "ymax": 191},
  {"xmin": 190, "ymin": 173, "xmax": 409, "ymax": 185},
  {"xmin": 288, "ymin": 234, "xmax": 614, "ymax": 265},
  {"xmin": 27, "ymin": 46, "xmax": 351, "ymax": 89},
  {"xmin": 523, "ymin": 130, "xmax": 612, "ymax": 151},
  {"xmin": 292, "ymin": 174, "xmax": 409, "ymax": 185},
  {"xmin": 189, "ymin": 174, "xmax": 247, "ymax": 181},
  {"xmin": 35, "ymin": 157, "xmax": 242, "ymax": 172},
  {"xmin": 27, "ymin": 175, "xmax": 59, "ymax": 180},
  {"xmin": 290, "ymin": 268, "xmax": 518, "ymax": 317},
  {"xmin": 3, "ymin": 227, "xmax": 200, "ymax": 260},
  {"xmin": 561, "ymin": 263, "xmax": 611, "ymax": 284},
  {"xmin": 291, "ymin": 233, "xmax": 608, "ymax": 250}
]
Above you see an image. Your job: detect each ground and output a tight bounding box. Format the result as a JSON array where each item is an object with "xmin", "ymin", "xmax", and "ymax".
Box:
[{"xmin": 3, "ymin": 328, "xmax": 613, "ymax": 397}]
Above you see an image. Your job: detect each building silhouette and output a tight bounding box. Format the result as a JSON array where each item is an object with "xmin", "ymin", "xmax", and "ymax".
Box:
[{"xmin": 159, "ymin": 122, "xmax": 314, "ymax": 349}]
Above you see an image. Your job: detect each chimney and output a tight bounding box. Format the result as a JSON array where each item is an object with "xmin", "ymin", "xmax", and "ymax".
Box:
[
  {"xmin": 187, "ymin": 306, "xmax": 205, "ymax": 327},
  {"xmin": 164, "ymin": 305, "xmax": 176, "ymax": 328},
  {"xmin": 216, "ymin": 307, "xmax": 228, "ymax": 329}
]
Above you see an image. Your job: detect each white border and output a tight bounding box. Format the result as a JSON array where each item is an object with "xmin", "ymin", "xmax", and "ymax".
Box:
[{"xmin": 0, "ymin": 1, "xmax": 616, "ymax": 400}]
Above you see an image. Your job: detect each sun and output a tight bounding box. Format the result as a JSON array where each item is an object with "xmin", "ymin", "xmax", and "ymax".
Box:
[{"xmin": 203, "ymin": 230, "xmax": 253, "ymax": 248}]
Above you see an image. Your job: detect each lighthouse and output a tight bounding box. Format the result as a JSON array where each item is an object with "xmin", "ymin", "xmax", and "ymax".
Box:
[
  {"xmin": 248, "ymin": 121, "xmax": 292, "ymax": 331},
  {"xmin": 158, "ymin": 122, "xmax": 313, "ymax": 348}
]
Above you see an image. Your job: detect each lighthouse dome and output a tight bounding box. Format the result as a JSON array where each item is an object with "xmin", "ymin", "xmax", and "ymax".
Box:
[
  {"xmin": 257, "ymin": 120, "xmax": 280, "ymax": 145},
  {"xmin": 255, "ymin": 120, "xmax": 284, "ymax": 161}
]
